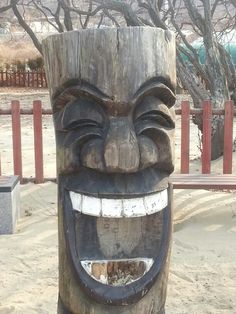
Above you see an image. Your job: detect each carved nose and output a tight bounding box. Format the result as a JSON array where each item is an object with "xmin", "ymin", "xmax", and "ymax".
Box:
[{"xmin": 104, "ymin": 117, "xmax": 140, "ymax": 173}]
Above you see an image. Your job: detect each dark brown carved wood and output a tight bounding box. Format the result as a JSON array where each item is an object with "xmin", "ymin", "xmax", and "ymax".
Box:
[{"xmin": 43, "ymin": 27, "xmax": 176, "ymax": 314}]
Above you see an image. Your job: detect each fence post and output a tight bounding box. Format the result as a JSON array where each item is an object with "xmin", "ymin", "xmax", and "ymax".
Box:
[
  {"xmin": 9, "ymin": 71, "xmax": 12, "ymax": 86},
  {"xmin": 6, "ymin": 70, "xmax": 8, "ymax": 86},
  {"xmin": 0, "ymin": 71, "xmax": 3, "ymax": 86},
  {"xmin": 27, "ymin": 71, "xmax": 30, "ymax": 87},
  {"xmin": 44, "ymin": 72, "xmax": 47, "ymax": 88},
  {"xmin": 223, "ymin": 101, "xmax": 234, "ymax": 174},
  {"xmin": 40, "ymin": 70, "xmax": 43, "ymax": 87},
  {"xmin": 202, "ymin": 100, "xmax": 212, "ymax": 174},
  {"xmin": 181, "ymin": 101, "xmax": 190, "ymax": 173},
  {"xmin": 11, "ymin": 100, "xmax": 23, "ymax": 182},
  {"xmin": 13, "ymin": 71, "xmax": 17, "ymax": 87},
  {"xmin": 32, "ymin": 71, "xmax": 35, "ymax": 88},
  {"xmin": 36, "ymin": 71, "xmax": 39, "ymax": 87},
  {"xmin": 33, "ymin": 100, "xmax": 44, "ymax": 183}
]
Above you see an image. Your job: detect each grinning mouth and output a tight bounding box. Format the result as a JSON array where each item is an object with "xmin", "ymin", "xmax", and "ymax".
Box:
[
  {"xmin": 68, "ymin": 189, "xmax": 167, "ymax": 285},
  {"xmin": 62, "ymin": 179, "xmax": 172, "ymax": 305},
  {"xmin": 69, "ymin": 189, "xmax": 168, "ymax": 218}
]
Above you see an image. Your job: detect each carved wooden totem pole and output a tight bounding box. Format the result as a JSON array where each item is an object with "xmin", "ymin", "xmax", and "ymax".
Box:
[{"xmin": 43, "ymin": 27, "xmax": 176, "ymax": 314}]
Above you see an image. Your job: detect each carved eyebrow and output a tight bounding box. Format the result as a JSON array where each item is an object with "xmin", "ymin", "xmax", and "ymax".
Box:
[
  {"xmin": 61, "ymin": 100, "xmax": 104, "ymax": 130},
  {"xmin": 133, "ymin": 81, "xmax": 176, "ymax": 108},
  {"xmin": 52, "ymin": 80, "xmax": 111, "ymax": 112},
  {"xmin": 134, "ymin": 99, "xmax": 173, "ymax": 119},
  {"xmin": 134, "ymin": 97, "xmax": 175, "ymax": 128}
]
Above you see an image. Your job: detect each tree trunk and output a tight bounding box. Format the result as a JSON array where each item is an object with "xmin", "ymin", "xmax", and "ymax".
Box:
[
  {"xmin": 43, "ymin": 27, "xmax": 176, "ymax": 314},
  {"xmin": 177, "ymin": 52, "xmax": 227, "ymax": 161}
]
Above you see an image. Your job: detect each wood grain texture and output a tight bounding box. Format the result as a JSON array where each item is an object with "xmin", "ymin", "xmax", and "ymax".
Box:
[
  {"xmin": 180, "ymin": 101, "xmax": 190, "ymax": 174},
  {"xmin": 58, "ymin": 198, "xmax": 172, "ymax": 314},
  {"xmin": 43, "ymin": 27, "xmax": 176, "ymax": 314},
  {"xmin": 223, "ymin": 101, "xmax": 234, "ymax": 174},
  {"xmin": 202, "ymin": 101, "xmax": 212, "ymax": 174},
  {"xmin": 43, "ymin": 27, "xmax": 176, "ymax": 176},
  {"xmin": 33, "ymin": 101, "xmax": 44, "ymax": 183},
  {"xmin": 43, "ymin": 27, "xmax": 176, "ymax": 102},
  {"xmin": 11, "ymin": 100, "xmax": 22, "ymax": 181}
]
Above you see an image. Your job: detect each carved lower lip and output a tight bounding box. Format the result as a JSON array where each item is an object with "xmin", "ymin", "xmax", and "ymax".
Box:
[
  {"xmin": 81, "ymin": 258, "xmax": 154, "ymax": 286},
  {"xmin": 69, "ymin": 189, "xmax": 168, "ymax": 218}
]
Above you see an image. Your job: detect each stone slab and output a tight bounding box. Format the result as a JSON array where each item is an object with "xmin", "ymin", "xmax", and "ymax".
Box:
[
  {"xmin": 0, "ymin": 176, "xmax": 19, "ymax": 192},
  {"xmin": 0, "ymin": 176, "xmax": 21, "ymax": 234}
]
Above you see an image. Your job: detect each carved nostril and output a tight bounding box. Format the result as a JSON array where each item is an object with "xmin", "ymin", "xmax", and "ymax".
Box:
[
  {"xmin": 81, "ymin": 138, "xmax": 105, "ymax": 171},
  {"xmin": 138, "ymin": 136, "xmax": 158, "ymax": 170},
  {"xmin": 104, "ymin": 117, "xmax": 140, "ymax": 173}
]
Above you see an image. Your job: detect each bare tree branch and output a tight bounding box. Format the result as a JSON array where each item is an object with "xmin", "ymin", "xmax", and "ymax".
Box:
[
  {"xmin": 103, "ymin": 8, "xmax": 120, "ymax": 27},
  {"xmin": 177, "ymin": 44, "xmax": 211, "ymax": 87},
  {"xmin": 97, "ymin": 12, "xmax": 104, "ymax": 27},
  {"xmin": 10, "ymin": 0, "xmax": 42, "ymax": 54},
  {"xmin": 60, "ymin": 0, "xmax": 73, "ymax": 31},
  {"xmin": 137, "ymin": 0, "xmax": 166, "ymax": 29},
  {"xmin": 211, "ymin": 0, "xmax": 221, "ymax": 16},
  {"xmin": 183, "ymin": 0, "xmax": 206, "ymax": 34},
  {"xmin": 177, "ymin": 53, "xmax": 209, "ymax": 109},
  {"xmin": 93, "ymin": 0, "xmax": 143, "ymax": 26},
  {"xmin": 83, "ymin": 0, "xmax": 93, "ymax": 29},
  {"xmin": 230, "ymin": 0, "xmax": 236, "ymax": 8},
  {"xmin": 0, "ymin": 3, "xmax": 13, "ymax": 13},
  {"xmin": 29, "ymin": 0, "xmax": 63, "ymax": 33}
]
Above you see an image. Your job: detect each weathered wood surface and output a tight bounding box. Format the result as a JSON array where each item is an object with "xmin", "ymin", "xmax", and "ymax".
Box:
[
  {"xmin": 43, "ymin": 27, "xmax": 176, "ymax": 176},
  {"xmin": 57, "ymin": 196, "xmax": 172, "ymax": 314},
  {"xmin": 43, "ymin": 27, "xmax": 176, "ymax": 103},
  {"xmin": 43, "ymin": 27, "xmax": 176, "ymax": 314}
]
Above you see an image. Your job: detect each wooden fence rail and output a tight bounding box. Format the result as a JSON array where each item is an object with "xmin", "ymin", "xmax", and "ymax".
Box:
[
  {"xmin": 0, "ymin": 70, "xmax": 47, "ymax": 88},
  {"xmin": 0, "ymin": 100, "xmax": 235, "ymax": 183},
  {"xmin": 180, "ymin": 101, "xmax": 235, "ymax": 176}
]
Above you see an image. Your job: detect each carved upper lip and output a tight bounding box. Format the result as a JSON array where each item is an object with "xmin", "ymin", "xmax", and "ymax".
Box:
[
  {"xmin": 69, "ymin": 189, "xmax": 168, "ymax": 218},
  {"xmin": 62, "ymin": 167, "xmax": 170, "ymax": 197}
]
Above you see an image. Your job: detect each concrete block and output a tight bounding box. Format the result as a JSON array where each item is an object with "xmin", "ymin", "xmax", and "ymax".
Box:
[{"xmin": 0, "ymin": 176, "xmax": 21, "ymax": 234}]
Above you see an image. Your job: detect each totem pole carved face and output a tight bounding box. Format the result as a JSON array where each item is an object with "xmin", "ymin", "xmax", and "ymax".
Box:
[{"xmin": 43, "ymin": 27, "xmax": 176, "ymax": 309}]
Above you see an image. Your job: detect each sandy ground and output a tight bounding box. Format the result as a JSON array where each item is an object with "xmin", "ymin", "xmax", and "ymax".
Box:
[{"xmin": 0, "ymin": 89, "xmax": 236, "ymax": 313}]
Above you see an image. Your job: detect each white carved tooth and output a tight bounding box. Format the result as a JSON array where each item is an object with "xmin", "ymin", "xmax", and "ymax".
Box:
[
  {"xmin": 70, "ymin": 190, "xmax": 168, "ymax": 218},
  {"xmin": 69, "ymin": 191, "xmax": 82, "ymax": 212},
  {"xmin": 144, "ymin": 258, "xmax": 154, "ymax": 272},
  {"xmin": 123, "ymin": 198, "xmax": 146, "ymax": 217},
  {"xmin": 144, "ymin": 189, "xmax": 168, "ymax": 215},
  {"xmin": 98, "ymin": 275, "xmax": 108, "ymax": 284},
  {"xmin": 81, "ymin": 261, "xmax": 92, "ymax": 275},
  {"xmin": 101, "ymin": 198, "xmax": 123, "ymax": 218},
  {"xmin": 81, "ymin": 195, "xmax": 101, "ymax": 217}
]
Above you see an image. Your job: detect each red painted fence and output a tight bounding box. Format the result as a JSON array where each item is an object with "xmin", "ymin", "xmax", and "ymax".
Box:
[
  {"xmin": 0, "ymin": 70, "xmax": 47, "ymax": 88},
  {"xmin": 177, "ymin": 100, "xmax": 235, "ymax": 175},
  {"xmin": 0, "ymin": 100, "xmax": 235, "ymax": 183},
  {"xmin": 0, "ymin": 101, "xmax": 51, "ymax": 183}
]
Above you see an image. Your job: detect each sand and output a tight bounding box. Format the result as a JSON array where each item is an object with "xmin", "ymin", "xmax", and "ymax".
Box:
[{"xmin": 0, "ymin": 89, "xmax": 235, "ymax": 313}]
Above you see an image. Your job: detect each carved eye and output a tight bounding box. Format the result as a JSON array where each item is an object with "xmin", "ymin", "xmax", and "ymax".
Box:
[
  {"xmin": 137, "ymin": 111, "xmax": 175, "ymax": 129},
  {"xmin": 64, "ymin": 119, "xmax": 101, "ymax": 130},
  {"xmin": 134, "ymin": 96, "xmax": 175, "ymax": 129},
  {"xmin": 61, "ymin": 99, "xmax": 104, "ymax": 130}
]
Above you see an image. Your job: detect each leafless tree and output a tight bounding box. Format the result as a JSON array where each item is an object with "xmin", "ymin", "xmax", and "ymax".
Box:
[
  {"xmin": 169, "ymin": 0, "xmax": 236, "ymax": 158},
  {"xmin": 2, "ymin": 0, "xmax": 236, "ymax": 159},
  {"xmin": 0, "ymin": 1, "xmax": 12, "ymax": 13}
]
